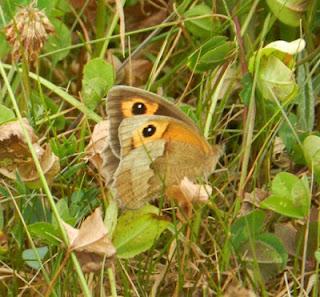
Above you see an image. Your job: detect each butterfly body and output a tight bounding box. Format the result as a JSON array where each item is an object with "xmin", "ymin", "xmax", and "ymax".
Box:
[{"xmin": 104, "ymin": 86, "xmax": 221, "ymax": 209}]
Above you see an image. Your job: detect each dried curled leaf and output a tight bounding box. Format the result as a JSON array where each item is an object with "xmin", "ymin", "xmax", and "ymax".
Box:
[
  {"xmin": 224, "ymin": 283, "xmax": 256, "ymax": 297},
  {"xmin": 86, "ymin": 120, "xmax": 110, "ymax": 172},
  {"xmin": 63, "ymin": 208, "xmax": 116, "ymax": 272},
  {"xmin": 120, "ymin": 59, "xmax": 153, "ymax": 87},
  {"xmin": 85, "ymin": 120, "xmax": 119, "ymax": 185},
  {"xmin": 167, "ymin": 177, "xmax": 212, "ymax": 203},
  {"xmin": 0, "ymin": 119, "xmax": 59, "ymax": 187},
  {"xmin": 240, "ymin": 188, "xmax": 268, "ymax": 216},
  {"xmin": 166, "ymin": 177, "xmax": 212, "ymax": 219},
  {"xmin": 265, "ymin": 39, "xmax": 306, "ymax": 54},
  {"xmin": 125, "ymin": 1, "xmax": 169, "ymax": 31},
  {"xmin": 248, "ymin": 38, "xmax": 306, "ymax": 102}
]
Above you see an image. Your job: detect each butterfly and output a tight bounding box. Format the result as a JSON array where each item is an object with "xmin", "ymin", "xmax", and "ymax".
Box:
[{"xmin": 102, "ymin": 86, "xmax": 221, "ymax": 209}]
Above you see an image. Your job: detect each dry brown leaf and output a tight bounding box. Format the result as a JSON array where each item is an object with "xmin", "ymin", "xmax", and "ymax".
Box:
[
  {"xmin": 107, "ymin": 53, "xmax": 124, "ymax": 81},
  {"xmin": 85, "ymin": 120, "xmax": 110, "ymax": 172},
  {"xmin": 122, "ymin": 59, "xmax": 153, "ymax": 87},
  {"xmin": 109, "ymin": 53, "xmax": 153, "ymax": 86},
  {"xmin": 239, "ymin": 188, "xmax": 268, "ymax": 216},
  {"xmin": 224, "ymin": 283, "xmax": 256, "ymax": 297},
  {"xmin": 167, "ymin": 177, "xmax": 212, "ymax": 204},
  {"xmin": 115, "ymin": 0, "xmax": 125, "ymax": 56},
  {"xmin": 272, "ymin": 136, "xmax": 291, "ymax": 168},
  {"xmin": 69, "ymin": 0, "xmax": 97, "ymax": 24},
  {"xmin": 63, "ymin": 208, "xmax": 116, "ymax": 272},
  {"xmin": 85, "ymin": 120, "xmax": 119, "ymax": 186},
  {"xmin": 0, "ymin": 231, "xmax": 8, "ymax": 254},
  {"xmin": 0, "ymin": 119, "xmax": 60, "ymax": 187},
  {"xmin": 166, "ymin": 177, "xmax": 212, "ymax": 219},
  {"xmin": 274, "ymin": 223, "xmax": 297, "ymax": 256},
  {"xmin": 125, "ymin": 1, "xmax": 169, "ymax": 31}
]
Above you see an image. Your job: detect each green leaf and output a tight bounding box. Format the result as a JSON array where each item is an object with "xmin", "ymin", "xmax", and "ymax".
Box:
[
  {"xmin": 28, "ymin": 222, "xmax": 61, "ymax": 245},
  {"xmin": 296, "ymin": 61, "xmax": 315, "ymax": 132},
  {"xmin": 50, "ymin": 135, "xmax": 78, "ymax": 160},
  {"xmin": 278, "ymin": 114, "xmax": 309, "ymax": 165},
  {"xmin": 0, "ymin": 33, "xmax": 10, "ymax": 59},
  {"xmin": 52, "ymin": 199, "xmax": 76, "ymax": 226},
  {"xmin": 22, "ymin": 246, "xmax": 48, "ymax": 270},
  {"xmin": 255, "ymin": 233, "xmax": 288, "ymax": 268},
  {"xmin": 240, "ymin": 73, "xmax": 253, "ymax": 106},
  {"xmin": 0, "ymin": 104, "xmax": 15, "ymax": 124},
  {"xmin": 0, "ymin": 0, "xmax": 30, "ymax": 25},
  {"xmin": 296, "ymin": 221, "xmax": 320, "ymax": 260},
  {"xmin": 37, "ymin": 0, "xmax": 58, "ymax": 14},
  {"xmin": 0, "ymin": 204, "xmax": 3, "ymax": 230},
  {"xmin": 258, "ymin": 56, "xmax": 298, "ymax": 101},
  {"xmin": 82, "ymin": 58, "xmax": 114, "ymax": 110},
  {"xmin": 51, "ymin": 0, "xmax": 71, "ymax": 17},
  {"xmin": 266, "ymin": 0, "xmax": 306, "ymax": 27},
  {"xmin": 261, "ymin": 172, "xmax": 310, "ymax": 219},
  {"xmin": 104, "ymin": 200, "xmax": 118, "ymax": 237},
  {"xmin": 240, "ymin": 232, "xmax": 288, "ymax": 280},
  {"xmin": 187, "ymin": 36, "xmax": 235, "ymax": 72},
  {"xmin": 113, "ymin": 204, "xmax": 170, "ymax": 259},
  {"xmin": 303, "ymin": 135, "xmax": 320, "ymax": 183},
  {"xmin": 43, "ymin": 96, "xmax": 66, "ymax": 130},
  {"xmin": 231, "ymin": 210, "xmax": 265, "ymax": 250},
  {"xmin": 43, "ymin": 18, "xmax": 71, "ymax": 63},
  {"xmin": 315, "ymin": 250, "xmax": 320, "ymax": 262},
  {"xmin": 183, "ymin": 4, "xmax": 215, "ymax": 39}
]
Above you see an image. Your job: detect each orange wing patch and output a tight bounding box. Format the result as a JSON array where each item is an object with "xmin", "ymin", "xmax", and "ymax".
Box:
[
  {"xmin": 163, "ymin": 122, "xmax": 210, "ymax": 154},
  {"xmin": 132, "ymin": 119, "xmax": 210, "ymax": 154}
]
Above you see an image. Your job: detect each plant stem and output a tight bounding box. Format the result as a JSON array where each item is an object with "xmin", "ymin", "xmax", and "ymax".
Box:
[
  {"xmin": 94, "ymin": 0, "xmax": 107, "ymax": 57},
  {"xmin": 0, "ymin": 61, "xmax": 92, "ymax": 297},
  {"xmin": 2, "ymin": 63, "xmax": 101, "ymax": 123}
]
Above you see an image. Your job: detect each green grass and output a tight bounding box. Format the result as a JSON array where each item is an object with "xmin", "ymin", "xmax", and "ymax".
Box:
[{"xmin": 0, "ymin": 0, "xmax": 320, "ymax": 296}]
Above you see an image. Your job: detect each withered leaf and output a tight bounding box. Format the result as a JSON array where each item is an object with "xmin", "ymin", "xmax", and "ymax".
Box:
[
  {"xmin": 224, "ymin": 283, "xmax": 256, "ymax": 297},
  {"xmin": 240, "ymin": 188, "xmax": 268, "ymax": 216},
  {"xmin": 166, "ymin": 177, "xmax": 212, "ymax": 219},
  {"xmin": 166, "ymin": 177, "xmax": 212, "ymax": 205},
  {"xmin": 120, "ymin": 59, "xmax": 153, "ymax": 87},
  {"xmin": 274, "ymin": 223, "xmax": 297, "ymax": 256},
  {"xmin": 85, "ymin": 120, "xmax": 119, "ymax": 185},
  {"xmin": 63, "ymin": 208, "xmax": 116, "ymax": 272},
  {"xmin": 85, "ymin": 120, "xmax": 110, "ymax": 173},
  {"xmin": 124, "ymin": 1, "xmax": 169, "ymax": 31},
  {"xmin": 0, "ymin": 119, "xmax": 59, "ymax": 187}
]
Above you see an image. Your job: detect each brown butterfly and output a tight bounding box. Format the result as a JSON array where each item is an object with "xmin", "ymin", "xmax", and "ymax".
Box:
[{"xmin": 103, "ymin": 86, "xmax": 221, "ymax": 209}]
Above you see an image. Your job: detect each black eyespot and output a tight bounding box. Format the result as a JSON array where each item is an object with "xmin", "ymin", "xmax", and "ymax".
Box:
[
  {"xmin": 142, "ymin": 124, "xmax": 156, "ymax": 137},
  {"xmin": 132, "ymin": 102, "xmax": 146, "ymax": 115}
]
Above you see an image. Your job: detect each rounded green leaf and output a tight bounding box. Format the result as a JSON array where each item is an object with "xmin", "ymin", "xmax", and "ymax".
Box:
[
  {"xmin": 113, "ymin": 205, "xmax": 170, "ymax": 259},
  {"xmin": 28, "ymin": 222, "xmax": 61, "ymax": 245},
  {"xmin": 258, "ymin": 56, "xmax": 298, "ymax": 101},
  {"xmin": 82, "ymin": 58, "xmax": 114, "ymax": 110},
  {"xmin": 0, "ymin": 33, "xmax": 10, "ymax": 59},
  {"xmin": 231, "ymin": 210, "xmax": 265, "ymax": 250},
  {"xmin": 244, "ymin": 233, "xmax": 288, "ymax": 268},
  {"xmin": 183, "ymin": 4, "xmax": 215, "ymax": 38},
  {"xmin": 261, "ymin": 172, "xmax": 310, "ymax": 219},
  {"xmin": 266, "ymin": 0, "xmax": 307, "ymax": 27},
  {"xmin": 22, "ymin": 246, "xmax": 48, "ymax": 270},
  {"xmin": 0, "ymin": 105, "xmax": 15, "ymax": 125},
  {"xmin": 43, "ymin": 18, "xmax": 71, "ymax": 63},
  {"xmin": 315, "ymin": 250, "xmax": 320, "ymax": 262},
  {"xmin": 303, "ymin": 135, "xmax": 320, "ymax": 183},
  {"xmin": 187, "ymin": 36, "xmax": 235, "ymax": 72}
]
